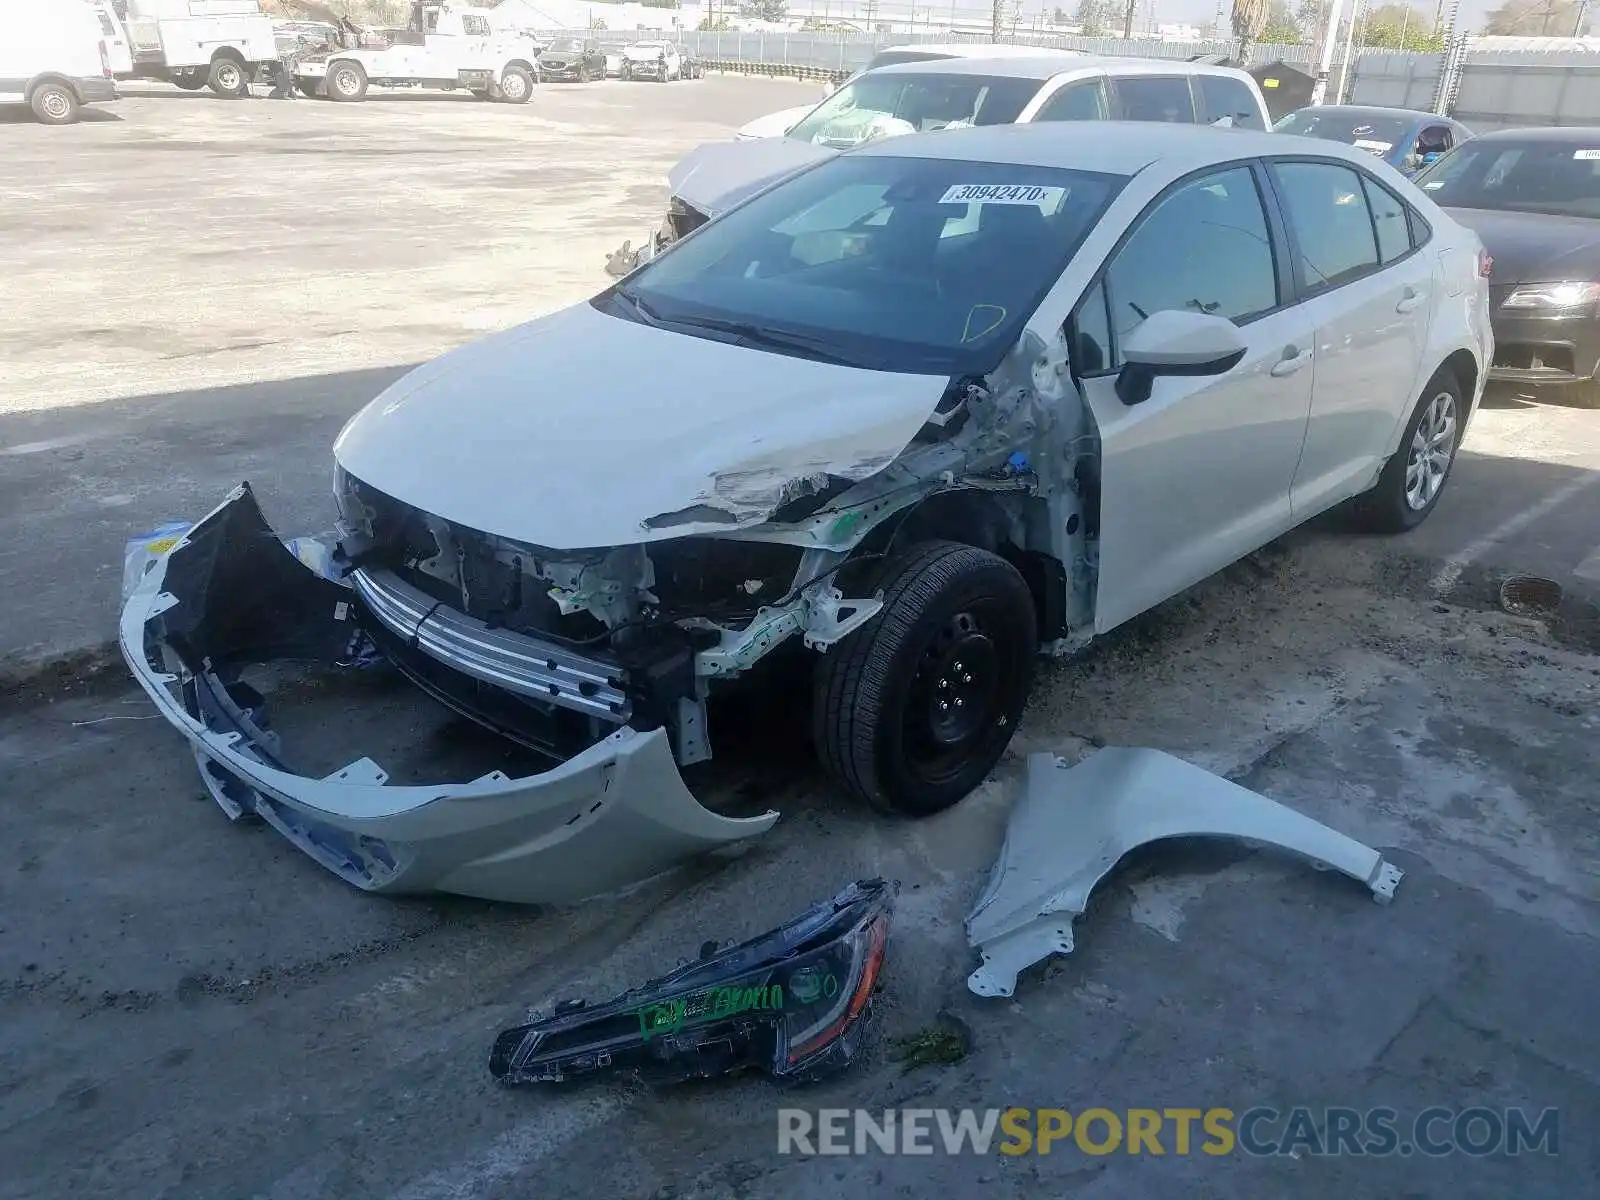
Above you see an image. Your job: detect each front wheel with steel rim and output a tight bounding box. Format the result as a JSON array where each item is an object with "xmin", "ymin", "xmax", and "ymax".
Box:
[
  {"xmin": 813, "ymin": 540, "xmax": 1038, "ymax": 817},
  {"xmin": 30, "ymin": 82, "xmax": 80, "ymax": 125},
  {"xmin": 326, "ymin": 61, "xmax": 368, "ymax": 102},
  {"xmin": 1352, "ymin": 368, "xmax": 1465, "ymax": 533},
  {"xmin": 498, "ymin": 65, "xmax": 533, "ymax": 103},
  {"xmin": 208, "ymin": 57, "xmax": 249, "ymax": 97}
]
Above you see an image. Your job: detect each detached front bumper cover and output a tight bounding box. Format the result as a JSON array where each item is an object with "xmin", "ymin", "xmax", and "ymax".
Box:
[
  {"xmin": 118, "ymin": 482, "xmax": 777, "ymax": 905},
  {"xmin": 491, "ymin": 878, "xmax": 895, "ymax": 1086}
]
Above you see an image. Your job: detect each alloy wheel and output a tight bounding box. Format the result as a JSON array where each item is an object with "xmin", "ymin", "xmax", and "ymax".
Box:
[{"xmin": 1404, "ymin": 390, "xmax": 1457, "ymax": 511}]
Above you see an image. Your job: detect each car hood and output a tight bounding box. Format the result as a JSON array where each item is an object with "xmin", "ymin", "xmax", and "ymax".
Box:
[
  {"xmin": 668, "ymin": 137, "xmax": 837, "ymax": 217},
  {"xmin": 332, "ymin": 301, "xmax": 950, "ymax": 550},
  {"xmin": 1444, "ymin": 206, "xmax": 1600, "ymax": 284},
  {"xmin": 736, "ymin": 104, "xmax": 819, "ymax": 140}
]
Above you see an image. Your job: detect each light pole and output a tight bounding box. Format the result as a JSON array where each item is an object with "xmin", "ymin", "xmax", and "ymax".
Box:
[{"xmin": 1307, "ymin": 0, "xmax": 1349, "ymax": 105}]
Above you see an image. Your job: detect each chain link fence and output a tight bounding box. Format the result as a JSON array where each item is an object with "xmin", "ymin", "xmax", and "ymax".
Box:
[{"xmin": 559, "ymin": 27, "xmax": 1600, "ymax": 128}]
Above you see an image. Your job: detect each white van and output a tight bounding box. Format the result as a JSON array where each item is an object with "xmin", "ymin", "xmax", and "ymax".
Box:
[{"xmin": 0, "ymin": 0, "xmax": 119, "ymax": 125}]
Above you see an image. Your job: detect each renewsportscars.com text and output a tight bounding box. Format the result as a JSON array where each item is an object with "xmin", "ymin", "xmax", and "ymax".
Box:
[{"xmin": 776, "ymin": 1106, "xmax": 1560, "ymax": 1157}]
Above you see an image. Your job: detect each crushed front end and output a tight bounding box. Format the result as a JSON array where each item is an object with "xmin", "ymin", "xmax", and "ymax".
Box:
[
  {"xmin": 118, "ymin": 483, "xmax": 778, "ymax": 904},
  {"xmin": 490, "ymin": 878, "xmax": 894, "ymax": 1085}
]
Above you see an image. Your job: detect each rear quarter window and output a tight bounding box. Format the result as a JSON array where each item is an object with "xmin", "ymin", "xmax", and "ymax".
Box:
[
  {"xmin": 1113, "ymin": 75, "xmax": 1196, "ymax": 123},
  {"xmin": 1198, "ymin": 75, "xmax": 1264, "ymax": 129}
]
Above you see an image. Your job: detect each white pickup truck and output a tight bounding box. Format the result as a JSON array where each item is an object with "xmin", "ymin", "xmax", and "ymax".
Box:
[
  {"xmin": 293, "ymin": 1, "xmax": 538, "ymax": 104},
  {"xmin": 107, "ymin": 0, "xmax": 277, "ymax": 97}
]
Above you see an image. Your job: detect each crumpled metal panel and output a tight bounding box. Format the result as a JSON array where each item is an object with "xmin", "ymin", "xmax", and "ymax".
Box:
[{"xmin": 966, "ymin": 749, "xmax": 1405, "ymax": 997}]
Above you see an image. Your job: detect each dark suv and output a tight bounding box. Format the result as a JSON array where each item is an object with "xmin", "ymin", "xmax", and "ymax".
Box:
[{"xmin": 537, "ymin": 36, "xmax": 604, "ymax": 82}]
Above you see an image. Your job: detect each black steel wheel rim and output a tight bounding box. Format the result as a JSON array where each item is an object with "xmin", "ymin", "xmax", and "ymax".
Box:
[{"xmin": 901, "ymin": 606, "xmax": 1005, "ymax": 786}]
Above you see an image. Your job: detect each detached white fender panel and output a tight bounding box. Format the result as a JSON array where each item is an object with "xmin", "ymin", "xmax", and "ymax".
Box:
[{"xmin": 965, "ymin": 749, "xmax": 1405, "ymax": 998}]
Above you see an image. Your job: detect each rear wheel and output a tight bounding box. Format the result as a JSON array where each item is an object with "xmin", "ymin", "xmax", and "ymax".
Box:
[
  {"xmin": 1352, "ymin": 368, "xmax": 1464, "ymax": 533},
  {"xmin": 171, "ymin": 68, "xmax": 207, "ymax": 91},
  {"xmin": 813, "ymin": 541, "xmax": 1038, "ymax": 816},
  {"xmin": 207, "ymin": 57, "xmax": 250, "ymax": 97},
  {"xmin": 29, "ymin": 82, "xmax": 80, "ymax": 125},
  {"xmin": 295, "ymin": 80, "xmax": 320, "ymax": 98},
  {"xmin": 326, "ymin": 60, "xmax": 367, "ymax": 102},
  {"xmin": 1563, "ymin": 380, "xmax": 1600, "ymax": 410}
]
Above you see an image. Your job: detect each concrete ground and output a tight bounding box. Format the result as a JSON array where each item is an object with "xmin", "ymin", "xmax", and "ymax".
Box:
[{"xmin": 1, "ymin": 79, "xmax": 1598, "ymax": 1200}]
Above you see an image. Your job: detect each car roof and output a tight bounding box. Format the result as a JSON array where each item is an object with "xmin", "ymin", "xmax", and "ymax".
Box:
[
  {"xmin": 871, "ymin": 42, "xmax": 1084, "ymax": 60},
  {"xmin": 851, "ymin": 119, "xmax": 1376, "ymax": 176},
  {"xmin": 866, "ymin": 53, "xmax": 1258, "ymax": 83},
  {"xmin": 1470, "ymin": 124, "xmax": 1600, "ymax": 143},
  {"xmin": 1295, "ymin": 104, "xmax": 1453, "ymax": 123}
]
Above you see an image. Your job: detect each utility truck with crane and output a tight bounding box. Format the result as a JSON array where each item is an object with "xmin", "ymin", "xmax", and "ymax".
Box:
[
  {"xmin": 292, "ymin": 2, "xmax": 539, "ymax": 103},
  {"xmin": 105, "ymin": 0, "xmax": 278, "ymax": 97}
]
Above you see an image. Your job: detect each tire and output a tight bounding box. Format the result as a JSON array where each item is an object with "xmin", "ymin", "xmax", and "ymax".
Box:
[
  {"xmin": 29, "ymin": 81, "xmax": 80, "ymax": 125},
  {"xmin": 497, "ymin": 65, "xmax": 533, "ymax": 104},
  {"xmin": 325, "ymin": 60, "xmax": 368, "ymax": 102},
  {"xmin": 813, "ymin": 540, "xmax": 1038, "ymax": 816},
  {"xmin": 1351, "ymin": 367, "xmax": 1465, "ymax": 533},
  {"xmin": 171, "ymin": 69, "xmax": 207, "ymax": 91},
  {"xmin": 295, "ymin": 81, "xmax": 320, "ymax": 98},
  {"xmin": 207, "ymin": 57, "xmax": 250, "ymax": 97},
  {"xmin": 1560, "ymin": 380, "xmax": 1600, "ymax": 410}
]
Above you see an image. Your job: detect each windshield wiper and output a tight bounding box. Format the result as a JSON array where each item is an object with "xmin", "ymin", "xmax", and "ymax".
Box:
[
  {"xmin": 666, "ymin": 315, "xmax": 875, "ymax": 368},
  {"xmin": 609, "ymin": 284, "xmax": 662, "ymax": 326}
]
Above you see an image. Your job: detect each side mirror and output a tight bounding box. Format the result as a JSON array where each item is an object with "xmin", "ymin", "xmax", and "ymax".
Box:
[{"xmin": 1114, "ymin": 310, "xmax": 1247, "ymax": 406}]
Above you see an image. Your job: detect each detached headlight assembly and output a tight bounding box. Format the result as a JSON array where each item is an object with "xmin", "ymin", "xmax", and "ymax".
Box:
[
  {"xmin": 1501, "ymin": 281, "xmax": 1600, "ymax": 313},
  {"xmin": 489, "ymin": 879, "xmax": 895, "ymax": 1086}
]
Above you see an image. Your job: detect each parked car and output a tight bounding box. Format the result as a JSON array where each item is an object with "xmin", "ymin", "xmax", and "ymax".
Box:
[
  {"xmin": 0, "ymin": 0, "xmax": 119, "ymax": 125},
  {"xmin": 122, "ymin": 122, "xmax": 1492, "ymax": 904},
  {"xmin": 1414, "ymin": 125, "xmax": 1600, "ymax": 408},
  {"xmin": 620, "ymin": 40, "xmax": 680, "ymax": 82},
  {"xmin": 736, "ymin": 42, "xmax": 1086, "ymax": 140},
  {"xmin": 537, "ymin": 34, "xmax": 604, "ymax": 82},
  {"xmin": 1272, "ymin": 104, "xmax": 1473, "ymax": 175},
  {"xmin": 679, "ymin": 47, "xmax": 703, "ymax": 79},
  {"xmin": 612, "ymin": 54, "xmax": 1272, "ymax": 274}
]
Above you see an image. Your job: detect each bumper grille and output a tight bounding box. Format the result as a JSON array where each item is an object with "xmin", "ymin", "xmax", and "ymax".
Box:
[{"xmin": 351, "ymin": 567, "xmax": 630, "ymax": 722}]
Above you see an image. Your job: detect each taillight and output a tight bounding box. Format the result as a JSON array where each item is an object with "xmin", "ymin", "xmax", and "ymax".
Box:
[
  {"xmin": 1477, "ymin": 248, "xmax": 1493, "ymax": 278},
  {"xmin": 99, "ymin": 40, "xmax": 112, "ymax": 76}
]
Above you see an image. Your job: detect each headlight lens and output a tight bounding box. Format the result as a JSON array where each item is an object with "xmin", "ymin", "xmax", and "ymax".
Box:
[{"xmin": 1501, "ymin": 281, "xmax": 1600, "ymax": 312}]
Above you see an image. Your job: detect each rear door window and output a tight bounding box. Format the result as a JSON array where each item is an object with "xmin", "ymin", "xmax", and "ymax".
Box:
[
  {"xmin": 1112, "ymin": 76, "xmax": 1196, "ymax": 123},
  {"xmin": 1032, "ymin": 79, "xmax": 1110, "ymax": 122},
  {"xmin": 1271, "ymin": 160, "xmax": 1382, "ymax": 292},
  {"xmin": 1197, "ymin": 74, "xmax": 1264, "ymax": 129}
]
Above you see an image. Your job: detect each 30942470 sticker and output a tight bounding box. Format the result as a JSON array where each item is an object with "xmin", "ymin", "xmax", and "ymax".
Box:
[{"xmin": 938, "ymin": 183, "xmax": 1066, "ymax": 206}]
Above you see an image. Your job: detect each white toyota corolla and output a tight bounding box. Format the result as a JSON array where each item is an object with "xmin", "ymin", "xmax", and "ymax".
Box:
[{"xmin": 121, "ymin": 122, "xmax": 1493, "ymax": 904}]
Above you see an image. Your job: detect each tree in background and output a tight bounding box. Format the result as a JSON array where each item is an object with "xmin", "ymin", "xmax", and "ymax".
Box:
[
  {"xmin": 1360, "ymin": 2, "xmax": 1447, "ymax": 49},
  {"xmin": 1484, "ymin": 0, "xmax": 1591, "ymax": 34},
  {"xmin": 1259, "ymin": 0, "xmax": 1302, "ymax": 41},
  {"xmin": 1072, "ymin": 0, "xmax": 1108, "ymax": 35},
  {"xmin": 1232, "ymin": 0, "xmax": 1271, "ymax": 60}
]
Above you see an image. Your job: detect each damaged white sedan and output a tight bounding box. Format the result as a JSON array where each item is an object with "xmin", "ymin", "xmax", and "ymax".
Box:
[{"xmin": 121, "ymin": 122, "xmax": 1492, "ymax": 903}]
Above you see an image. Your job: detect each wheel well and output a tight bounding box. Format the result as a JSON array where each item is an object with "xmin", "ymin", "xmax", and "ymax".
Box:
[
  {"xmin": 1441, "ymin": 348, "xmax": 1478, "ymax": 401},
  {"xmin": 505, "ymin": 59, "xmax": 534, "ymax": 73},
  {"xmin": 849, "ymin": 489, "xmax": 1067, "ymax": 640},
  {"xmin": 27, "ymin": 74, "xmax": 80, "ymax": 101},
  {"xmin": 210, "ymin": 47, "xmax": 247, "ymax": 65}
]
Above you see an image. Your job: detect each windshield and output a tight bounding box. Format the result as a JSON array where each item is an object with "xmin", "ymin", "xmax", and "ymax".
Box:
[
  {"xmin": 1413, "ymin": 139, "xmax": 1600, "ymax": 219},
  {"xmin": 544, "ymin": 38, "xmax": 582, "ymax": 53},
  {"xmin": 1273, "ymin": 110, "xmax": 1409, "ymax": 157},
  {"xmin": 598, "ymin": 153, "xmax": 1123, "ymax": 376},
  {"xmin": 786, "ymin": 72, "xmax": 1045, "ymax": 149}
]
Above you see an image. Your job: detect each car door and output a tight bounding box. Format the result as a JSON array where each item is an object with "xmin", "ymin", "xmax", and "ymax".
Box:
[
  {"xmin": 1067, "ymin": 162, "xmax": 1317, "ymax": 633},
  {"xmin": 1266, "ymin": 157, "xmax": 1436, "ymax": 517}
]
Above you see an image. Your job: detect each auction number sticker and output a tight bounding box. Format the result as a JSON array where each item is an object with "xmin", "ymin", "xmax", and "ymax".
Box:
[
  {"xmin": 939, "ymin": 184, "xmax": 1065, "ymax": 206},
  {"xmin": 1574, "ymin": 149, "xmax": 1600, "ymax": 160},
  {"xmin": 1353, "ymin": 138, "xmax": 1393, "ymax": 154}
]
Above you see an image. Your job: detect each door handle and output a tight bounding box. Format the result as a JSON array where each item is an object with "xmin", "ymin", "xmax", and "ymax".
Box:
[
  {"xmin": 1269, "ymin": 345, "xmax": 1312, "ymax": 377},
  {"xmin": 1396, "ymin": 286, "xmax": 1425, "ymax": 313}
]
